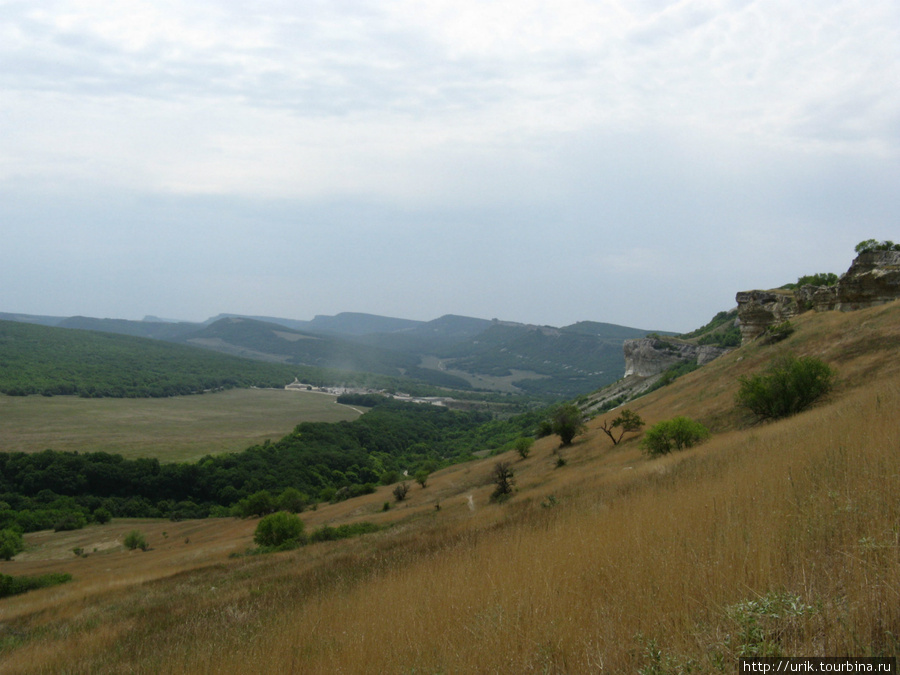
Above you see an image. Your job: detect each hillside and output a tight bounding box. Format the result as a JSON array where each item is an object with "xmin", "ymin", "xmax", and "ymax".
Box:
[
  {"xmin": 2, "ymin": 300, "xmax": 898, "ymax": 671},
  {"xmin": 0, "ymin": 320, "xmax": 301, "ymax": 397},
  {"xmin": 3, "ymin": 311, "xmax": 667, "ymax": 399}
]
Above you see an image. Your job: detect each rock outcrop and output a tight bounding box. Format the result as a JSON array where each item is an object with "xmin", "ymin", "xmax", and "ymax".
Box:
[
  {"xmin": 733, "ymin": 290, "xmax": 802, "ymax": 344},
  {"xmin": 833, "ymin": 250, "xmax": 900, "ymax": 311},
  {"xmin": 623, "ymin": 338, "xmax": 730, "ymax": 378},
  {"xmin": 736, "ymin": 250, "xmax": 900, "ymax": 344}
]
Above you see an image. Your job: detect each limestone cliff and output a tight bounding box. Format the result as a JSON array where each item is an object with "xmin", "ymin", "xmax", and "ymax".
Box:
[
  {"xmin": 736, "ymin": 250, "xmax": 900, "ymax": 344},
  {"xmin": 623, "ymin": 338, "xmax": 730, "ymax": 378},
  {"xmin": 584, "ymin": 337, "xmax": 730, "ymax": 414}
]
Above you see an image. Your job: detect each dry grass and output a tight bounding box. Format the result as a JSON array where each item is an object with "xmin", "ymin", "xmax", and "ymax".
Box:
[
  {"xmin": 0, "ymin": 388, "xmax": 360, "ymax": 461},
  {"xmin": 1, "ymin": 302, "xmax": 898, "ymax": 673}
]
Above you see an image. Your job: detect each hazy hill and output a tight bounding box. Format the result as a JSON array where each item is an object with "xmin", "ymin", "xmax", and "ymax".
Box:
[
  {"xmin": 2, "ymin": 310, "xmax": 668, "ymax": 399},
  {"xmin": 182, "ymin": 317, "xmax": 474, "ymax": 390},
  {"xmin": 302, "ymin": 312, "xmax": 423, "ymax": 336},
  {"xmin": 57, "ymin": 316, "xmax": 199, "ymax": 341},
  {"xmin": 0, "ymin": 320, "xmax": 301, "ymax": 398}
]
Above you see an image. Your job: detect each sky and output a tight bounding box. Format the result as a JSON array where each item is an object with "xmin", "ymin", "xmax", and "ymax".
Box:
[{"xmin": 2, "ymin": 0, "xmax": 898, "ymax": 333}]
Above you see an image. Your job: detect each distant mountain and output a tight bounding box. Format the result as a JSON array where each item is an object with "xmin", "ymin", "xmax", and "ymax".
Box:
[
  {"xmin": 0, "ymin": 312, "xmax": 66, "ymax": 327},
  {"xmin": 354, "ymin": 314, "xmax": 492, "ymax": 353},
  {"xmin": 182, "ymin": 317, "xmax": 473, "ymax": 390},
  {"xmin": 1, "ymin": 309, "xmax": 673, "ymax": 399},
  {"xmin": 202, "ymin": 313, "xmax": 311, "ymax": 331},
  {"xmin": 57, "ymin": 316, "xmax": 200, "ymax": 341},
  {"xmin": 304, "ymin": 312, "xmax": 423, "ymax": 336}
]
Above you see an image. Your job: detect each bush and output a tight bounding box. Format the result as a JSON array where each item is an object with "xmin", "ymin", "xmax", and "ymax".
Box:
[
  {"xmin": 514, "ymin": 437, "xmax": 534, "ymax": 459},
  {"xmin": 277, "ymin": 487, "xmax": 308, "ymax": 513},
  {"xmin": 736, "ymin": 354, "xmax": 835, "ymax": 422},
  {"xmin": 92, "ymin": 507, "xmax": 112, "ymax": 524},
  {"xmin": 309, "ymin": 522, "xmax": 380, "ymax": 543},
  {"xmin": 0, "ymin": 528, "xmax": 24, "ymax": 561},
  {"xmin": 760, "ymin": 321, "xmax": 794, "ymax": 345},
  {"xmin": 0, "ymin": 572, "xmax": 72, "ymax": 598},
  {"xmin": 53, "ymin": 512, "xmax": 87, "ymax": 532},
  {"xmin": 253, "ymin": 511, "xmax": 305, "ymax": 548},
  {"xmin": 550, "ymin": 403, "xmax": 586, "ymax": 446},
  {"xmin": 392, "ymin": 482, "xmax": 410, "ymax": 502},
  {"xmin": 855, "ymin": 239, "xmax": 900, "ymax": 254},
  {"xmin": 641, "ymin": 417, "xmax": 710, "ymax": 457},
  {"xmin": 490, "ymin": 461, "xmax": 515, "ymax": 502},
  {"xmin": 124, "ymin": 530, "xmax": 148, "ymax": 551}
]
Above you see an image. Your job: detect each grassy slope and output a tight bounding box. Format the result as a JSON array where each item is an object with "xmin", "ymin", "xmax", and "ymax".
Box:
[
  {"xmin": 0, "ymin": 389, "xmax": 361, "ymax": 462},
  {"xmin": 1, "ymin": 302, "xmax": 898, "ymax": 672}
]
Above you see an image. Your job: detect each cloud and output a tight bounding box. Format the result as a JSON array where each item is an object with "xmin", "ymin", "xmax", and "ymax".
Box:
[{"xmin": 1, "ymin": 0, "xmax": 898, "ymax": 331}]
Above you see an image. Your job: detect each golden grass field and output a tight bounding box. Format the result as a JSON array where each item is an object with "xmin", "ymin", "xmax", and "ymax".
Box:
[
  {"xmin": 0, "ymin": 388, "xmax": 361, "ymax": 462},
  {"xmin": 1, "ymin": 302, "xmax": 898, "ymax": 673}
]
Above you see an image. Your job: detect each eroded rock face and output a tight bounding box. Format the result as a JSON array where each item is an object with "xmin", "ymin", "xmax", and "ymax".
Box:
[
  {"xmin": 623, "ymin": 338, "xmax": 730, "ymax": 378},
  {"xmin": 834, "ymin": 251, "xmax": 900, "ymax": 311},
  {"xmin": 733, "ymin": 290, "xmax": 801, "ymax": 344},
  {"xmin": 736, "ymin": 251, "xmax": 900, "ymax": 344}
]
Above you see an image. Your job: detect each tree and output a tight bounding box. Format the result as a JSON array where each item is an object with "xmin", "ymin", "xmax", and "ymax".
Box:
[
  {"xmin": 0, "ymin": 529, "xmax": 24, "ymax": 561},
  {"xmin": 254, "ymin": 511, "xmax": 305, "ymax": 548},
  {"xmin": 514, "ymin": 437, "xmax": 534, "ymax": 459},
  {"xmin": 856, "ymin": 239, "xmax": 900, "ymax": 254},
  {"xmin": 414, "ymin": 470, "xmax": 429, "ymax": 489},
  {"xmin": 124, "ymin": 530, "xmax": 148, "ymax": 551},
  {"xmin": 491, "ymin": 461, "xmax": 515, "ymax": 502},
  {"xmin": 92, "ymin": 507, "xmax": 112, "ymax": 524},
  {"xmin": 641, "ymin": 417, "xmax": 710, "ymax": 457},
  {"xmin": 598, "ymin": 409, "xmax": 645, "ymax": 445},
  {"xmin": 277, "ymin": 487, "xmax": 308, "ymax": 513},
  {"xmin": 392, "ymin": 482, "xmax": 410, "ymax": 502},
  {"xmin": 238, "ymin": 490, "xmax": 276, "ymax": 518},
  {"xmin": 550, "ymin": 404, "xmax": 586, "ymax": 446},
  {"xmin": 736, "ymin": 354, "xmax": 835, "ymax": 422}
]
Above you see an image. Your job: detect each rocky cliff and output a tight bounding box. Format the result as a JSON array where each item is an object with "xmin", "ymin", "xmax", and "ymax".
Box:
[
  {"xmin": 736, "ymin": 250, "xmax": 900, "ymax": 344},
  {"xmin": 623, "ymin": 338, "xmax": 730, "ymax": 378},
  {"xmin": 584, "ymin": 337, "xmax": 730, "ymax": 414}
]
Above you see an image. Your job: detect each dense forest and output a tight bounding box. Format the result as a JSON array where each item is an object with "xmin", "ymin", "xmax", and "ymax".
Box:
[
  {"xmin": 0, "ymin": 399, "xmax": 544, "ymax": 532},
  {"xmin": 0, "ymin": 320, "xmax": 479, "ymax": 399}
]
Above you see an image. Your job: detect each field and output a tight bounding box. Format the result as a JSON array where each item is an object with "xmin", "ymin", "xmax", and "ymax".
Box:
[
  {"xmin": 0, "ymin": 302, "xmax": 898, "ymax": 672},
  {"xmin": 0, "ymin": 389, "xmax": 361, "ymax": 462}
]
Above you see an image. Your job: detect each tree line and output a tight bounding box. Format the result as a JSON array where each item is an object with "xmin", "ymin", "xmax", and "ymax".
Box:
[{"xmin": 0, "ymin": 399, "xmax": 543, "ymax": 532}]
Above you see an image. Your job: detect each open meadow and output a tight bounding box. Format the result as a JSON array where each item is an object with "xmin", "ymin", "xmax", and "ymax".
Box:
[
  {"xmin": 0, "ymin": 389, "xmax": 361, "ymax": 462},
  {"xmin": 0, "ymin": 303, "xmax": 898, "ymax": 672}
]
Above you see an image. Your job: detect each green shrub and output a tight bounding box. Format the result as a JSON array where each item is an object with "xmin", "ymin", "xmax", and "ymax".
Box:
[
  {"xmin": 53, "ymin": 512, "xmax": 87, "ymax": 532},
  {"xmin": 855, "ymin": 239, "xmax": 900, "ymax": 254},
  {"xmin": 490, "ymin": 461, "xmax": 515, "ymax": 502},
  {"xmin": 124, "ymin": 530, "xmax": 148, "ymax": 551},
  {"xmin": 392, "ymin": 482, "xmax": 410, "ymax": 502},
  {"xmin": 0, "ymin": 572, "xmax": 72, "ymax": 598},
  {"xmin": 550, "ymin": 403, "xmax": 586, "ymax": 446},
  {"xmin": 0, "ymin": 528, "xmax": 24, "ymax": 561},
  {"xmin": 736, "ymin": 354, "xmax": 835, "ymax": 422},
  {"xmin": 309, "ymin": 522, "xmax": 380, "ymax": 543},
  {"xmin": 641, "ymin": 417, "xmax": 711, "ymax": 456},
  {"xmin": 253, "ymin": 511, "xmax": 305, "ymax": 548},
  {"xmin": 514, "ymin": 437, "xmax": 534, "ymax": 459},
  {"xmin": 277, "ymin": 487, "xmax": 308, "ymax": 513},
  {"xmin": 92, "ymin": 507, "xmax": 112, "ymax": 524},
  {"xmin": 760, "ymin": 321, "xmax": 794, "ymax": 345}
]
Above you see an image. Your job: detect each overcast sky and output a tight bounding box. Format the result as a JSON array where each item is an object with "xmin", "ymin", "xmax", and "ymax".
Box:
[{"xmin": 2, "ymin": 0, "xmax": 898, "ymax": 332}]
